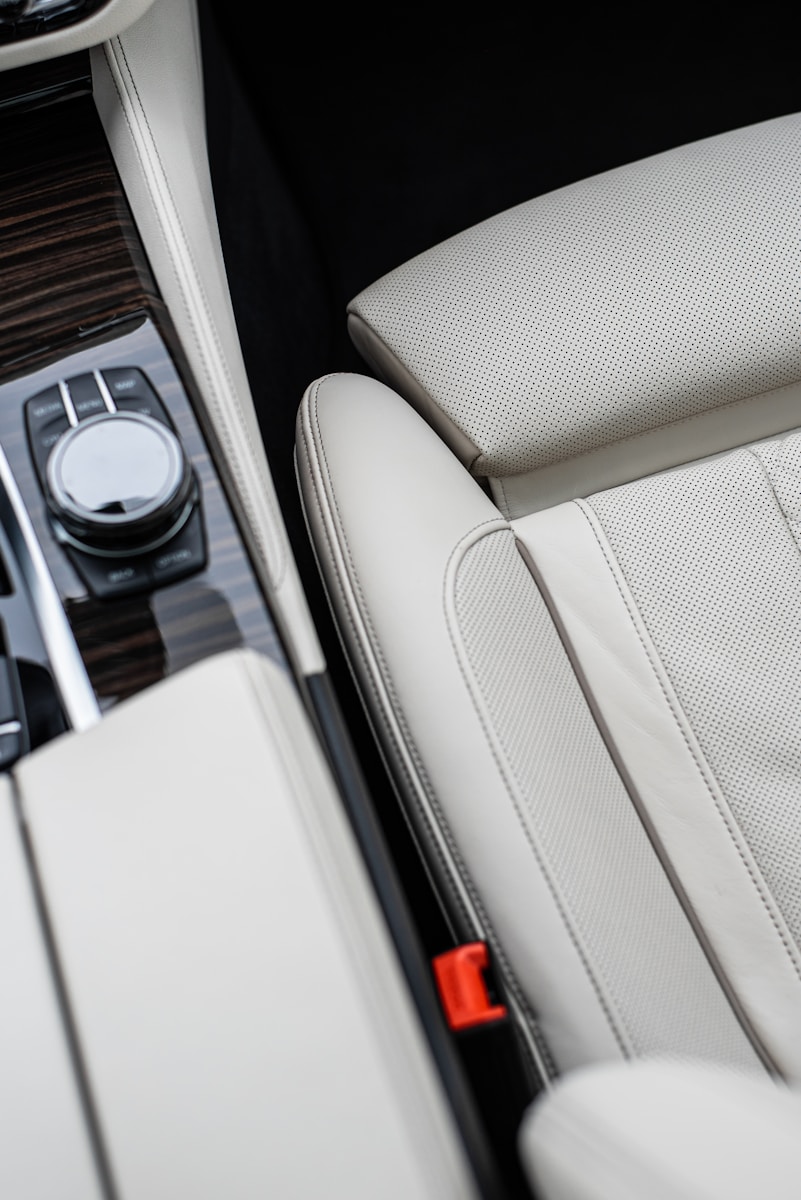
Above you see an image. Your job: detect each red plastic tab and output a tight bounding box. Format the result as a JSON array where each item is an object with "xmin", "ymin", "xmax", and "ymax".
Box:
[{"xmin": 431, "ymin": 941, "xmax": 508, "ymax": 1032}]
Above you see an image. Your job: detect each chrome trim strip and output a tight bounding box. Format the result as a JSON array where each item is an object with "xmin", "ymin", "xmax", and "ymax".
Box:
[
  {"xmin": 94, "ymin": 370, "xmax": 117, "ymax": 412},
  {"xmin": 51, "ymin": 494, "xmax": 197, "ymax": 559},
  {"xmin": 58, "ymin": 379, "xmax": 79, "ymax": 427},
  {"xmin": 0, "ymin": 444, "xmax": 100, "ymax": 732},
  {"xmin": 0, "ymin": 720, "xmax": 22, "ymax": 735}
]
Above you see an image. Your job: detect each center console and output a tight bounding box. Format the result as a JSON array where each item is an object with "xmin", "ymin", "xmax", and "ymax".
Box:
[
  {"xmin": 0, "ymin": 56, "xmax": 288, "ymax": 765},
  {"xmin": 0, "ymin": 33, "xmax": 492, "ymax": 1200}
]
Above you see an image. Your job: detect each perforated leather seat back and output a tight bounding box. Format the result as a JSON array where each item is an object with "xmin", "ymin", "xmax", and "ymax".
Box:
[{"xmin": 297, "ymin": 113, "xmax": 801, "ymax": 1083}]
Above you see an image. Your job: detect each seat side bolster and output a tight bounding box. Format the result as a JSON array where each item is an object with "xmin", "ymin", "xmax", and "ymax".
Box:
[{"xmin": 296, "ymin": 372, "xmax": 629, "ymax": 1071}]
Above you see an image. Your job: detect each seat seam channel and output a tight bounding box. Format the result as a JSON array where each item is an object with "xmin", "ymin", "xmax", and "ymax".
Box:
[
  {"xmin": 489, "ymin": 376, "xmax": 801, "ymax": 476},
  {"xmin": 444, "ymin": 525, "xmax": 637, "ymax": 1061},
  {"xmin": 574, "ymin": 497, "xmax": 801, "ymax": 991},
  {"xmin": 745, "ymin": 442, "xmax": 801, "ymax": 560},
  {"xmin": 301, "ymin": 377, "xmax": 554, "ymax": 1076},
  {"xmin": 495, "ymin": 475, "xmax": 512, "ymax": 519}
]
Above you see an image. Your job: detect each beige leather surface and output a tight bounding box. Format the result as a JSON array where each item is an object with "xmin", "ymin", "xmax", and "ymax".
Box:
[
  {"xmin": 490, "ymin": 382, "xmax": 801, "ymax": 517},
  {"xmin": 16, "ymin": 649, "xmax": 477, "ymax": 1198},
  {"xmin": 0, "ymin": 777, "xmax": 100, "ymax": 1199},
  {"xmin": 349, "ymin": 114, "xmax": 801, "ymax": 498},
  {"xmin": 91, "ymin": 0, "xmax": 325, "ymax": 677},
  {"xmin": 297, "ymin": 371, "xmax": 761, "ymax": 1077},
  {"xmin": 520, "ymin": 1060, "xmax": 801, "ymax": 1200},
  {"xmin": 517, "ymin": 491, "xmax": 801, "ymax": 1077},
  {"xmin": 298, "ymin": 371, "xmax": 616, "ymax": 1073}
]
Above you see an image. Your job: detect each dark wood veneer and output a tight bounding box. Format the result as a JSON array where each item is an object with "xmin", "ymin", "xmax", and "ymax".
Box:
[
  {"xmin": 0, "ymin": 60, "xmax": 288, "ymax": 712},
  {"xmin": 0, "ymin": 93, "xmax": 157, "ymax": 368}
]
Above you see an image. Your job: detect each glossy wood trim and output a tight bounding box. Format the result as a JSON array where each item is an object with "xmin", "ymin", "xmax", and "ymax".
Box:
[
  {"xmin": 0, "ymin": 48, "xmax": 91, "ymax": 110},
  {"xmin": 0, "ymin": 91, "xmax": 157, "ymax": 370}
]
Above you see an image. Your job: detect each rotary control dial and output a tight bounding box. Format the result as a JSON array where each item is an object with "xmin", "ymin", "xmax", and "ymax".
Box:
[{"xmin": 45, "ymin": 411, "xmax": 196, "ymax": 555}]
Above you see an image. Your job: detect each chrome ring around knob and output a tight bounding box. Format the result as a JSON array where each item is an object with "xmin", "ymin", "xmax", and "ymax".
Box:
[{"xmin": 45, "ymin": 411, "xmax": 195, "ymax": 555}]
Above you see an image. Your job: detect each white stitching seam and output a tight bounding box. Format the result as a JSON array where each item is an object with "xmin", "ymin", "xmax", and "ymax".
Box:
[
  {"xmin": 747, "ymin": 442, "xmax": 801, "ymax": 559},
  {"xmin": 576, "ymin": 496, "xmax": 801, "ymax": 989}
]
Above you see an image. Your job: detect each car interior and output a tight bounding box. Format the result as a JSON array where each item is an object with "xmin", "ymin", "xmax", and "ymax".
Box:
[{"xmin": 3, "ymin": 3, "xmax": 801, "ymax": 1197}]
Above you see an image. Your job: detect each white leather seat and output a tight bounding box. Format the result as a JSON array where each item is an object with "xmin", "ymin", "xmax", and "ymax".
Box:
[
  {"xmin": 296, "ymin": 113, "xmax": 801, "ymax": 1110},
  {"xmin": 520, "ymin": 1058, "xmax": 801, "ymax": 1200}
]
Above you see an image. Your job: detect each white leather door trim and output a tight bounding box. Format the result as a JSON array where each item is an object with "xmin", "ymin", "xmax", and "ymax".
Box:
[{"xmin": 90, "ymin": 0, "xmax": 324, "ymax": 675}]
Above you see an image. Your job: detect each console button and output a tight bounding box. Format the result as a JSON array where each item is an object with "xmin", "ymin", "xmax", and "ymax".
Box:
[
  {"xmin": 65, "ymin": 373, "xmax": 106, "ymax": 419},
  {"xmin": 101, "ymin": 368, "xmax": 170, "ymax": 425},
  {"xmin": 66, "ymin": 550, "xmax": 153, "ymax": 600},
  {"xmin": 25, "ymin": 386, "xmax": 66, "ymax": 432},
  {"xmin": 149, "ymin": 507, "xmax": 207, "ymax": 586},
  {"xmin": 46, "ymin": 412, "xmax": 195, "ymax": 554},
  {"xmin": 25, "ymin": 386, "xmax": 70, "ymax": 482},
  {"xmin": 30, "ymin": 417, "xmax": 70, "ymax": 481}
]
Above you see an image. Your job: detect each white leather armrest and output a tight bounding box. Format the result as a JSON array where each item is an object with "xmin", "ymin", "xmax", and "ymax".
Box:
[
  {"xmin": 14, "ymin": 649, "xmax": 477, "ymax": 1199},
  {"xmin": 520, "ymin": 1059, "xmax": 801, "ymax": 1200},
  {"xmin": 0, "ymin": 777, "xmax": 100, "ymax": 1198}
]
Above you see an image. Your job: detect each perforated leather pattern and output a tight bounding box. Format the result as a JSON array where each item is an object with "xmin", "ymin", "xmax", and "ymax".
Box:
[
  {"xmin": 350, "ymin": 115, "xmax": 801, "ymax": 476},
  {"xmin": 453, "ymin": 527, "xmax": 760, "ymax": 1066},
  {"xmin": 589, "ymin": 431, "xmax": 801, "ymax": 953}
]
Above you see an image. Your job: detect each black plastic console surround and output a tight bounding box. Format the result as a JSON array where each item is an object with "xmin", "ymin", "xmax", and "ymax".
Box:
[{"xmin": 0, "ymin": 313, "xmax": 287, "ymax": 727}]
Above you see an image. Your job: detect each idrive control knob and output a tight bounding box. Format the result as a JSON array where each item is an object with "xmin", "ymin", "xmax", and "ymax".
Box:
[{"xmin": 45, "ymin": 412, "xmax": 196, "ymax": 555}]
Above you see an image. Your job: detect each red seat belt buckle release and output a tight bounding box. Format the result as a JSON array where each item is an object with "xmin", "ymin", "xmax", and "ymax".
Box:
[{"xmin": 432, "ymin": 941, "xmax": 508, "ymax": 1032}]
